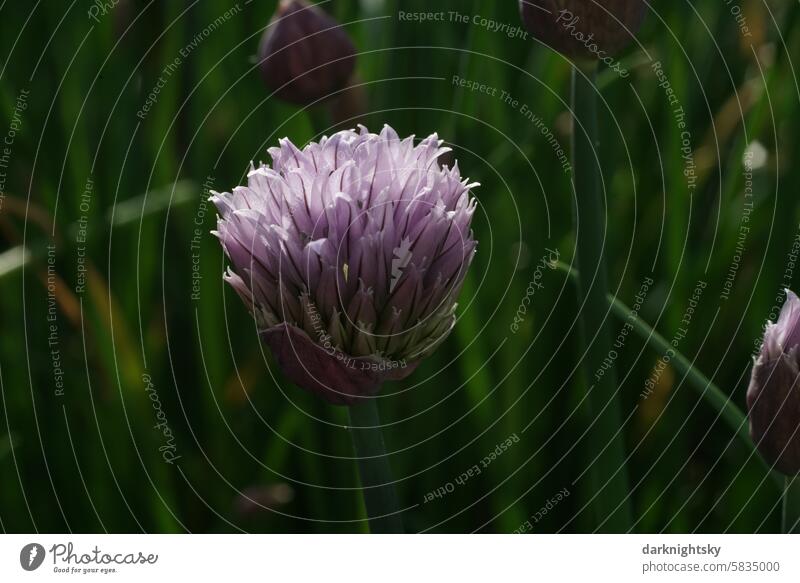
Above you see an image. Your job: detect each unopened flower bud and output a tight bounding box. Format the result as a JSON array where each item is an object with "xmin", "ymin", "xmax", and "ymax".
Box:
[
  {"xmin": 747, "ymin": 290, "xmax": 800, "ymax": 475},
  {"xmin": 258, "ymin": 0, "xmax": 357, "ymax": 106},
  {"xmin": 519, "ymin": 0, "xmax": 646, "ymax": 60}
]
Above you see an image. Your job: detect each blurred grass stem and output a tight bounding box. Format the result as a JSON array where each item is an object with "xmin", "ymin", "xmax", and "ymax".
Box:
[
  {"xmin": 570, "ymin": 61, "xmax": 633, "ymax": 531},
  {"xmin": 782, "ymin": 476, "xmax": 800, "ymax": 533}
]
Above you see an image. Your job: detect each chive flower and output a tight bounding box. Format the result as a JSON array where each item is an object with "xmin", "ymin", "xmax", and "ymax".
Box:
[
  {"xmin": 747, "ymin": 289, "xmax": 800, "ymax": 475},
  {"xmin": 212, "ymin": 125, "xmax": 478, "ymax": 404}
]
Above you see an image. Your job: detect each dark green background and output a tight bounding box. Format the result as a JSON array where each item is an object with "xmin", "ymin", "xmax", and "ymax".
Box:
[{"xmin": 0, "ymin": 0, "xmax": 796, "ymax": 532}]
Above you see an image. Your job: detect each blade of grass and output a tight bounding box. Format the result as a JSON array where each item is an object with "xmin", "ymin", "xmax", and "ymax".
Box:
[
  {"xmin": 570, "ymin": 62, "xmax": 633, "ymax": 531},
  {"xmin": 782, "ymin": 476, "xmax": 800, "ymax": 533},
  {"xmin": 0, "ymin": 246, "xmax": 31, "ymax": 278},
  {"xmin": 0, "ymin": 432, "xmax": 16, "ymax": 461},
  {"xmin": 557, "ymin": 260, "xmax": 783, "ymax": 489},
  {"xmin": 0, "ymin": 180, "xmax": 197, "ymax": 280}
]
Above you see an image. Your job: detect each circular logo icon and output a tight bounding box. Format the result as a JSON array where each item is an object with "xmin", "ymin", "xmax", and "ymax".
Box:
[{"xmin": 20, "ymin": 543, "xmax": 46, "ymax": 571}]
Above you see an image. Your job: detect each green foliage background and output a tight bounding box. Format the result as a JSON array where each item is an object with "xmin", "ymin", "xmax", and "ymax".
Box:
[{"xmin": 0, "ymin": 0, "xmax": 797, "ymax": 532}]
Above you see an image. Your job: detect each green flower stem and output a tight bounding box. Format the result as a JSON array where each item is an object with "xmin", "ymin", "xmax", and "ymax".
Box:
[
  {"xmin": 347, "ymin": 398, "xmax": 404, "ymax": 533},
  {"xmin": 570, "ymin": 61, "xmax": 633, "ymax": 532},
  {"xmin": 557, "ymin": 261, "xmax": 783, "ymax": 490},
  {"xmin": 783, "ymin": 476, "xmax": 800, "ymax": 533}
]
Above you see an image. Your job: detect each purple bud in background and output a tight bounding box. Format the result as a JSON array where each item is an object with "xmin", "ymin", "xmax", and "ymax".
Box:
[
  {"xmin": 258, "ymin": 0, "xmax": 357, "ymax": 106},
  {"xmin": 212, "ymin": 125, "xmax": 478, "ymax": 405},
  {"xmin": 747, "ymin": 290, "xmax": 800, "ymax": 475},
  {"xmin": 519, "ymin": 0, "xmax": 646, "ymax": 60}
]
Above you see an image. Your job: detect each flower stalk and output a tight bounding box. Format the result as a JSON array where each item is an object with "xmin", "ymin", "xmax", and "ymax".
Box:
[
  {"xmin": 570, "ymin": 61, "xmax": 633, "ymax": 531},
  {"xmin": 347, "ymin": 398, "xmax": 404, "ymax": 533}
]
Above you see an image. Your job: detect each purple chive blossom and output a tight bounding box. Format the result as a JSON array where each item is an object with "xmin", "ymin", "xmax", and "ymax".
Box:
[
  {"xmin": 211, "ymin": 125, "xmax": 478, "ymax": 405},
  {"xmin": 747, "ymin": 289, "xmax": 800, "ymax": 475}
]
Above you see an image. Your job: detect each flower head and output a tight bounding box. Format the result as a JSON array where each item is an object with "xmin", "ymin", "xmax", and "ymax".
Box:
[
  {"xmin": 747, "ymin": 289, "xmax": 800, "ymax": 475},
  {"xmin": 212, "ymin": 125, "xmax": 478, "ymax": 404},
  {"xmin": 519, "ymin": 0, "xmax": 646, "ymax": 60},
  {"xmin": 258, "ymin": 0, "xmax": 356, "ymax": 106}
]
